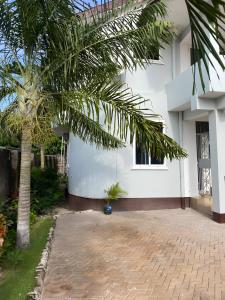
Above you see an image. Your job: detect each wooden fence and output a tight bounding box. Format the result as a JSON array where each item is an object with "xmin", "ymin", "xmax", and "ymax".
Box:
[
  {"xmin": 0, "ymin": 148, "xmax": 66, "ymax": 199},
  {"xmin": 0, "ymin": 148, "xmax": 20, "ymax": 199}
]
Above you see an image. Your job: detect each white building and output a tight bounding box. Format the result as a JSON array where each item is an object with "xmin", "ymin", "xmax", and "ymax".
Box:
[{"xmin": 66, "ymin": 0, "xmax": 225, "ymax": 223}]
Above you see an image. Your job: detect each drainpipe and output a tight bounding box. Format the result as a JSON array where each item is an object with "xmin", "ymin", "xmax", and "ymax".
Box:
[
  {"xmin": 172, "ymin": 40, "xmax": 186, "ymax": 209},
  {"xmin": 179, "ymin": 112, "xmax": 186, "ymax": 208}
]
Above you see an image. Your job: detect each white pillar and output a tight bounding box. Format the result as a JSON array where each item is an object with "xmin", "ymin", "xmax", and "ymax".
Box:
[
  {"xmin": 209, "ymin": 110, "xmax": 225, "ymax": 222},
  {"xmin": 182, "ymin": 120, "xmax": 199, "ymax": 198}
]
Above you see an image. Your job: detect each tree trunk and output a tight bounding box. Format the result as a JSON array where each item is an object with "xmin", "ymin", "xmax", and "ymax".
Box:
[
  {"xmin": 17, "ymin": 125, "xmax": 32, "ymax": 249},
  {"xmin": 40, "ymin": 144, "xmax": 45, "ymax": 170}
]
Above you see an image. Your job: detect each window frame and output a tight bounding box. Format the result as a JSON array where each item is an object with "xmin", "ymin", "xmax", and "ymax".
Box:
[
  {"xmin": 132, "ymin": 121, "xmax": 168, "ymax": 170},
  {"xmin": 135, "ymin": 49, "xmax": 164, "ymax": 65}
]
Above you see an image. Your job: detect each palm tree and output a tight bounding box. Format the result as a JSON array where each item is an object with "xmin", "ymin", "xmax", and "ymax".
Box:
[
  {"xmin": 0, "ymin": 113, "xmax": 20, "ymax": 148},
  {"xmin": 0, "ymin": 0, "xmax": 224, "ymax": 248}
]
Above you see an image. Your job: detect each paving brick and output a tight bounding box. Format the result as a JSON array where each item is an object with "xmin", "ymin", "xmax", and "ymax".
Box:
[{"xmin": 41, "ymin": 209, "xmax": 225, "ymax": 300}]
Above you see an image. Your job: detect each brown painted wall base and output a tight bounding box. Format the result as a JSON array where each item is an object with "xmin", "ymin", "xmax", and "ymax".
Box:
[
  {"xmin": 68, "ymin": 194, "xmax": 191, "ymax": 211},
  {"xmin": 212, "ymin": 212, "xmax": 225, "ymax": 223}
]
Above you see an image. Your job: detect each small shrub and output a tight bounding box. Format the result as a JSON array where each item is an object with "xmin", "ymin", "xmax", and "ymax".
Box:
[
  {"xmin": 30, "ymin": 211, "xmax": 37, "ymax": 225},
  {"xmin": 0, "ymin": 229, "xmax": 16, "ymax": 266},
  {"xmin": 31, "ymin": 167, "xmax": 64, "ymax": 214},
  {"xmin": 0, "ymin": 199, "xmax": 17, "ymax": 263},
  {"xmin": 0, "ymin": 199, "xmax": 36, "ymax": 264},
  {"xmin": 0, "ymin": 168, "xmax": 63, "ymax": 265},
  {"xmin": 0, "ymin": 198, "xmax": 17, "ymax": 230}
]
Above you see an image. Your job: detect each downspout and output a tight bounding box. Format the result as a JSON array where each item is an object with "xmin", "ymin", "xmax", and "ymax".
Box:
[
  {"xmin": 179, "ymin": 112, "xmax": 185, "ymax": 208},
  {"xmin": 66, "ymin": 133, "xmax": 70, "ymax": 196},
  {"xmin": 172, "ymin": 41, "xmax": 185, "ymax": 208}
]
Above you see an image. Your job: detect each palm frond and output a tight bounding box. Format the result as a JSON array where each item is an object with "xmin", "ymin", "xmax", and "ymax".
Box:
[
  {"xmin": 0, "ymin": 86, "xmax": 15, "ymax": 100},
  {"xmin": 58, "ymin": 79, "xmax": 186, "ymax": 159},
  {"xmin": 185, "ymin": 0, "xmax": 225, "ymax": 91},
  {"xmin": 43, "ymin": 0, "xmax": 173, "ymax": 86},
  {"xmin": 57, "ymin": 107, "xmax": 125, "ymax": 149}
]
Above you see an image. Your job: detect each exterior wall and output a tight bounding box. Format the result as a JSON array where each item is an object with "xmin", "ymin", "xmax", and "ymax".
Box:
[
  {"xmin": 68, "ymin": 46, "xmax": 198, "ymax": 200},
  {"xmin": 209, "ymin": 110, "xmax": 225, "ymax": 214},
  {"xmin": 179, "ymin": 40, "xmax": 191, "ymax": 74},
  {"xmin": 182, "ymin": 121, "xmax": 199, "ymax": 198}
]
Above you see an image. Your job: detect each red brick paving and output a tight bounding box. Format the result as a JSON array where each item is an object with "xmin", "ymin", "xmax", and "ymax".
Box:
[{"xmin": 41, "ymin": 209, "xmax": 225, "ymax": 300}]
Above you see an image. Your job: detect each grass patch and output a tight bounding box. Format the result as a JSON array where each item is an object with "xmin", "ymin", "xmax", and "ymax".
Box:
[{"xmin": 0, "ymin": 217, "xmax": 53, "ymax": 300}]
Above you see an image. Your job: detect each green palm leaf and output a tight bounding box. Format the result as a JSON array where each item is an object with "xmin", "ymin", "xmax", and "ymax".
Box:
[{"xmin": 185, "ymin": 0, "xmax": 225, "ymax": 91}]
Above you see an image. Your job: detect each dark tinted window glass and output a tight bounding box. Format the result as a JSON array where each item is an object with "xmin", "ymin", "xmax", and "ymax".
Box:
[
  {"xmin": 151, "ymin": 156, "xmax": 164, "ymax": 165},
  {"xmin": 136, "ymin": 144, "xmax": 149, "ymax": 165},
  {"xmin": 135, "ymin": 122, "xmax": 164, "ymax": 165},
  {"xmin": 134, "ymin": 48, "xmax": 159, "ymax": 61}
]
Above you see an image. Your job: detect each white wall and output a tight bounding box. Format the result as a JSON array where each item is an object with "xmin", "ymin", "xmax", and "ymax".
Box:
[
  {"xmin": 68, "ymin": 46, "xmax": 196, "ymax": 199},
  {"xmin": 180, "ymin": 42, "xmax": 191, "ymax": 73},
  {"xmin": 182, "ymin": 121, "xmax": 199, "ymax": 197},
  {"xmin": 174, "ymin": 29, "xmax": 191, "ymax": 76},
  {"xmin": 209, "ymin": 110, "xmax": 225, "ymax": 213}
]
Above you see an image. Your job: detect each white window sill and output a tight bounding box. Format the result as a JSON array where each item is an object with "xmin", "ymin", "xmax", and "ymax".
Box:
[
  {"xmin": 149, "ymin": 59, "xmax": 164, "ymax": 65},
  {"xmin": 135, "ymin": 59, "xmax": 164, "ymax": 65},
  {"xmin": 139, "ymin": 59, "xmax": 164, "ymax": 65},
  {"xmin": 131, "ymin": 165, "xmax": 168, "ymax": 170}
]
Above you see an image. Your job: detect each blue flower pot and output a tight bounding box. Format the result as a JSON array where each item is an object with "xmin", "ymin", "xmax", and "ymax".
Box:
[{"xmin": 104, "ymin": 204, "xmax": 112, "ymax": 215}]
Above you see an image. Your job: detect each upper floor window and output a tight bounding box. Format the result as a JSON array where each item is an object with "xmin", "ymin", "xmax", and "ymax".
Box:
[
  {"xmin": 134, "ymin": 47, "xmax": 160, "ymax": 61},
  {"xmin": 144, "ymin": 49, "xmax": 160, "ymax": 61},
  {"xmin": 133, "ymin": 122, "xmax": 167, "ymax": 169}
]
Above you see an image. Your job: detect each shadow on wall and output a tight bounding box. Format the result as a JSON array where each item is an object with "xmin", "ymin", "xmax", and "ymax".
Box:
[{"xmin": 71, "ymin": 140, "xmax": 118, "ymax": 199}]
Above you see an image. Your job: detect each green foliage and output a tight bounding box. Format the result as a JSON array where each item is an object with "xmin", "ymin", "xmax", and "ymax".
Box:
[
  {"xmin": 0, "ymin": 0, "xmax": 224, "ymax": 159},
  {"xmin": 0, "ymin": 167, "xmax": 61, "ymax": 258},
  {"xmin": 2, "ymin": 249, "xmax": 22, "ymax": 268},
  {"xmin": 0, "ymin": 229, "xmax": 17, "ymax": 266},
  {"xmin": 105, "ymin": 182, "xmax": 127, "ymax": 205},
  {"xmin": 32, "ymin": 135, "xmax": 62, "ymax": 155},
  {"xmin": 185, "ymin": 0, "xmax": 225, "ymax": 91},
  {"xmin": 0, "ymin": 0, "xmax": 188, "ymax": 161},
  {"xmin": 30, "ymin": 211, "xmax": 37, "ymax": 226},
  {"xmin": 0, "ymin": 133, "xmax": 20, "ymax": 148},
  {"xmin": 0, "ymin": 199, "xmax": 17, "ymax": 265},
  {"xmin": 0, "ymin": 199, "xmax": 35, "ymax": 264},
  {"xmin": 31, "ymin": 167, "xmax": 64, "ymax": 214},
  {"xmin": 0, "ymin": 218, "xmax": 53, "ymax": 300},
  {"xmin": 45, "ymin": 136, "xmax": 62, "ymax": 155},
  {"xmin": 0, "ymin": 213, "xmax": 7, "ymax": 239},
  {"xmin": 0, "ymin": 115, "xmax": 20, "ymax": 148},
  {"xmin": 0, "ymin": 198, "xmax": 18, "ymax": 230}
]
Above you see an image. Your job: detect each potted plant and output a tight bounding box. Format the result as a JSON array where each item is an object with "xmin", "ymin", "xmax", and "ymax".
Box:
[{"xmin": 104, "ymin": 182, "xmax": 127, "ymax": 215}]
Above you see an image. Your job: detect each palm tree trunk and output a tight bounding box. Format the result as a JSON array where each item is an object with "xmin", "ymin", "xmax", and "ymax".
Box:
[
  {"xmin": 40, "ymin": 144, "xmax": 45, "ymax": 170},
  {"xmin": 17, "ymin": 124, "xmax": 32, "ymax": 249}
]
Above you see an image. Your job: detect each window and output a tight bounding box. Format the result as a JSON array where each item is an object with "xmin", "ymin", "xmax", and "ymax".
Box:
[
  {"xmin": 133, "ymin": 122, "xmax": 166, "ymax": 169},
  {"xmin": 144, "ymin": 49, "xmax": 160, "ymax": 61},
  {"xmin": 134, "ymin": 47, "xmax": 160, "ymax": 61}
]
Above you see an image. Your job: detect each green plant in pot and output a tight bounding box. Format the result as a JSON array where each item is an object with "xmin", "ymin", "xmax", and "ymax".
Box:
[{"xmin": 104, "ymin": 182, "xmax": 127, "ymax": 215}]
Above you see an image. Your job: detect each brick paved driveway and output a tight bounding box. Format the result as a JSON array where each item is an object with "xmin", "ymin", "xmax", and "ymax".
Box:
[{"xmin": 42, "ymin": 209, "xmax": 225, "ymax": 300}]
